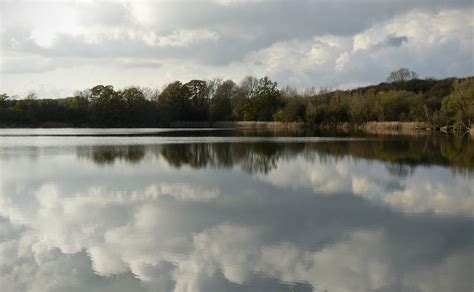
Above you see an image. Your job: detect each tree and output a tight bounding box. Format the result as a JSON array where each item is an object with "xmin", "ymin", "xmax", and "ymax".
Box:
[
  {"xmin": 375, "ymin": 90, "xmax": 414, "ymax": 121},
  {"xmin": 349, "ymin": 90, "xmax": 375, "ymax": 123},
  {"xmin": 0, "ymin": 75, "xmax": 470, "ymax": 129},
  {"xmin": 441, "ymin": 78, "xmax": 474, "ymax": 128},
  {"xmin": 243, "ymin": 77, "xmax": 281, "ymax": 121},
  {"xmin": 239, "ymin": 76, "xmax": 259, "ymax": 99},
  {"xmin": 0, "ymin": 94, "xmax": 10, "ymax": 123},
  {"xmin": 87, "ymin": 85, "xmax": 129, "ymax": 126},
  {"xmin": 205, "ymin": 78, "xmax": 221, "ymax": 100},
  {"xmin": 184, "ymin": 80, "xmax": 209, "ymax": 120},
  {"xmin": 120, "ymin": 87, "xmax": 150, "ymax": 126},
  {"xmin": 63, "ymin": 95, "xmax": 89, "ymax": 126},
  {"xmin": 26, "ymin": 91, "xmax": 37, "ymax": 100},
  {"xmin": 156, "ymin": 81, "xmax": 191, "ymax": 124},
  {"xmin": 387, "ymin": 68, "xmax": 418, "ymax": 83},
  {"xmin": 0, "ymin": 93, "xmax": 9, "ymax": 104},
  {"xmin": 273, "ymin": 96, "xmax": 306, "ymax": 122},
  {"xmin": 230, "ymin": 76, "xmax": 258, "ymax": 120},
  {"xmin": 209, "ymin": 80, "xmax": 234, "ymax": 121}
]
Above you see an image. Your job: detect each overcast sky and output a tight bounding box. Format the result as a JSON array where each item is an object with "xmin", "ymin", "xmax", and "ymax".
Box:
[{"xmin": 0, "ymin": 0, "xmax": 473, "ymax": 98}]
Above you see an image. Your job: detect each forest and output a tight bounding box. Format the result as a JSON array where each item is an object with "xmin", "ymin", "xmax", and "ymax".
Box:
[{"xmin": 1, "ymin": 69, "xmax": 473, "ymax": 129}]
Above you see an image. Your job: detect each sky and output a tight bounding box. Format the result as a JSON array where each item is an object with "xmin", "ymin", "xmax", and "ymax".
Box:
[{"xmin": 0, "ymin": 0, "xmax": 473, "ymax": 98}]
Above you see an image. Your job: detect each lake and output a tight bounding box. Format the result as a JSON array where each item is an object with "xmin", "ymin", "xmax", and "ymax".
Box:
[{"xmin": 0, "ymin": 128, "xmax": 473, "ymax": 292}]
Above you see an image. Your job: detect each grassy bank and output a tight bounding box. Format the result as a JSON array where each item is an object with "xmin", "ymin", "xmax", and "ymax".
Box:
[{"xmin": 169, "ymin": 121, "xmax": 470, "ymax": 136}]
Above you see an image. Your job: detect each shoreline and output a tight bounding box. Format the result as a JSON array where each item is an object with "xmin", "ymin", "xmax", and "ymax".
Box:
[{"xmin": 0, "ymin": 121, "xmax": 471, "ymax": 135}]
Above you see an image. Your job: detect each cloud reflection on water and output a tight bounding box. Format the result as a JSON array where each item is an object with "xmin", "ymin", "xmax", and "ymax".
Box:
[{"xmin": 0, "ymin": 136, "xmax": 473, "ymax": 292}]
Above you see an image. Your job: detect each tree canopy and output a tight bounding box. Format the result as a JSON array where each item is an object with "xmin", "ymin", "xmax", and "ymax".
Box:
[
  {"xmin": 387, "ymin": 68, "xmax": 419, "ymax": 83},
  {"xmin": 1, "ymin": 75, "xmax": 473, "ymax": 129}
]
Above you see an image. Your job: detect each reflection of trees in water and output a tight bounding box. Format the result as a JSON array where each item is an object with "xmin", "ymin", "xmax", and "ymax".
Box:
[
  {"xmin": 385, "ymin": 162, "xmax": 415, "ymax": 178},
  {"xmin": 304, "ymin": 135, "xmax": 474, "ymax": 174},
  {"xmin": 0, "ymin": 146, "xmax": 40, "ymax": 162},
  {"xmin": 233, "ymin": 143, "xmax": 301, "ymax": 174},
  {"xmin": 77, "ymin": 145, "xmax": 146, "ymax": 165},
  {"xmin": 439, "ymin": 136, "xmax": 474, "ymax": 171},
  {"xmin": 161, "ymin": 136, "xmax": 473, "ymax": 176},
  {"xmin": 240, "ymin": 145, "xmax": 279, "ymax": 174},
  {"xmin": 75, "ymin": 135, "xmax": 473, "ymax": 175},
  {"xmin": 160, "ymin": 144, "xmax": 227, "ymax": 169},
  {"xmin": 160, "ymin": 143, "xmax": 305, "ymax": 174}
]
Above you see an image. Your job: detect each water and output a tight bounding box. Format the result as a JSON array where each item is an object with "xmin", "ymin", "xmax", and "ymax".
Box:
[{"xmin": 0, "ymin": 129, "xmax": 472, "ymax": 292}]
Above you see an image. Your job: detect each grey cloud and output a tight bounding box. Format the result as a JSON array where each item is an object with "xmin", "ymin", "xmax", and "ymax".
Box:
[
  {"xmin": 340, "ymin": 34, "xmax": 473, "ymax": 86},
  {"xmin": 0, "ymin": 0, "xmax": 473, "ymax": 97},
  {"xmin": 2, "ymin": 0, "xmax": 472, "ymax": 65},
  {"xmin": 0, "ymin": 57, "xmax": 55, "ymax": 74},
  {"xmin": 376, "ymin": 35, "xmax": 409, "ymax": 48}
]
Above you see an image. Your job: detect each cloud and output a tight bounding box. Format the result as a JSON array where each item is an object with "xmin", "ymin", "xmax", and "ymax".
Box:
[
  {"xmin": 0, "ymin": 178, "xmax": 473, "ymax": 291},
  {"xmin": 381, "ymin": 35, "xmax": 408, "ymax": 48},
  {"xmin": 248, "ymin": 8, "xmax": 474, "ymax": 89},
  {"xmin": 173, "ymin": 224, "xmax": 474, "ymax": 292},
  {"xmin": 0, "ymin": 140, "xmax": 473, "ymax": 290},
  {"xmin": 156, "ymin": 30, "xmax": 220, "ymax": 47},
  {"xmin": 259, "ymin": 155, "xmax": 474, "ymax": 216},
  {"xmin": 0, "ymin": 0, "xmax": 473, "ymax": 97}
]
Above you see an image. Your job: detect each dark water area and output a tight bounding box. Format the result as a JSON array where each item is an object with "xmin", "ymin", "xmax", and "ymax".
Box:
[{"xmin": 0, "ymin": 129, "xmax": 472, "ymax": 292}]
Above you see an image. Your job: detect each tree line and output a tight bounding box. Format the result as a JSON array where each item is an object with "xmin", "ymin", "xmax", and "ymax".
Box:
[{"xmin": 1, "ymin": 69, "xmax": 473, "ymax": 129}]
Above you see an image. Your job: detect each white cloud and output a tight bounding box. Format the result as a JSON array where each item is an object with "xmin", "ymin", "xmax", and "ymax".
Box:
[
  {"xmin": 379, "ymin": 178, "xmax": 474, "ymax": 215},
  {"xmin": 88, "ymin": 245, "xmax": 129, "ymax": 276},
  {"xmin": 259, "ymin": 155, "xmax": 474, "ymax": 216},
  {"xmin": 335, "ymin": 52, "xmax": 351, "ymax": 71},
  {"xmin": 157, "ymin": 30, "xmax": 220, "ymax": 47},
  {"xmin": 189, "ymin": 225, "xmax": 389, "ymax": 291},
  {"xmin": 353, "ymin": 33, "xmax": 376, "ymax": 51},
  {"xmin": 250, "ymin": 7, "xmax": 473, "ymax": 90},
  {"xmin": 174, "ymin": 224, "xmax": 473, "ymax": 292}
]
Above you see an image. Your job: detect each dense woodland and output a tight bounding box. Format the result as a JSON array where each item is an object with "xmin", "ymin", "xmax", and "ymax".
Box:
[{"xmin": 1, "ymin": 69, "xmax": 473, "ymax": 129}]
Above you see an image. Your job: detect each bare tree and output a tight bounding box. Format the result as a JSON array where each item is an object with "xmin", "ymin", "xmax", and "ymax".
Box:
[
  {"xmin": 26, "ymin": 91, "xmax": 37, "ymax": 100},
  {"xmin": 386, "ymin": 68, "xmax": 418, "ymax": 83},
  {"xmin": 239, "ymin": 76, "xmax": 259, "ymax": 99},
  {"xmin": 0, "ymin": 93, "xmax": 9, "ymax": 103}
]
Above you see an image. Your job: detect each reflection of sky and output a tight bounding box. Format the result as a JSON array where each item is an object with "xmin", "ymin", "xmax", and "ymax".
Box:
[
  {"xmin": 259, "ymin": 156, "xmax": 474, "ymax": 216},
  {"xmin": 0, "ymin": 139, "xmax": 473, "ymax": 292}
]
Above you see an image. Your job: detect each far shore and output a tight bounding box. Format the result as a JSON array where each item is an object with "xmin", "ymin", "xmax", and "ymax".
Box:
[{"xmin": 0, "ymin": 121, "xmax": 471, "ymax": 136}]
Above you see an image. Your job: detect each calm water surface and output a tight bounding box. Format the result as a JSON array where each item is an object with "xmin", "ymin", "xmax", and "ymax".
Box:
[{"xmin": 0, "ymin": 129, "xmax": 473, "ymax": 292}]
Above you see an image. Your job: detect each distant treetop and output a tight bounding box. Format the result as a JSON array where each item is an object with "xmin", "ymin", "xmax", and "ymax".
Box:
[{"xmin": 387, "ymin": 68, "xmax": 419, "ymax": 83}]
